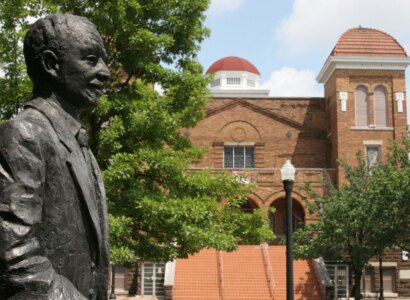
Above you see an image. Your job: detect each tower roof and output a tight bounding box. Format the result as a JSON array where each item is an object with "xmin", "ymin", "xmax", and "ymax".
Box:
[
  {"xmin": 317, "ymin": 27, "xmax": 410, "ymax": 83},
  {"xmin": 206, "ymin": 56, "xmax": 260, "ymax": 75},
  {"xmin": 331, "ymin": 27, "xmax": 407, "ymax": 57}
]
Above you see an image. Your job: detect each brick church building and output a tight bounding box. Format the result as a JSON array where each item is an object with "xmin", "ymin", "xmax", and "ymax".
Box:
[{"xmin": 112, "ymin": 27, "xmax": 410, "ymax": 299}]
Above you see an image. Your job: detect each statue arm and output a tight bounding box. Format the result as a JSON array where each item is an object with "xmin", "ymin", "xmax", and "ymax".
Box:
[{"xmin": 0, "ymin": 121, "xmax": 87, "ymax": 300}]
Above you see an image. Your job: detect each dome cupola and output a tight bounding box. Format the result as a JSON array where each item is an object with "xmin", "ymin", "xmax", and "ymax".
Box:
[
  {"xmin": 206, "ymin": 56, "xmax": 260, "ymax": 75},
  {"xmin": 206, "ymin": 56, "xmax": 269, "ymax": 97}
]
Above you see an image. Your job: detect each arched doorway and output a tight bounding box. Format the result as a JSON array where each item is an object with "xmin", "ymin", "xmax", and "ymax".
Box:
[{"xmin": 269, "ymin": 198, "xmax": 305, "ymax": 237}]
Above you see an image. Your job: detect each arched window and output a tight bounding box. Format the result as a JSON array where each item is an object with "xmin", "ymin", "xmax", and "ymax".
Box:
[
  {"xmin": 355, "ymin": 86, "xmax": 369, "ymax": 126},
  {"xmin": 374, "ymin": 86, "xmax": 388, "ymax": 127},
  {"xmin": 240, "ymin": 199, "xmax": 257, "ymax": 213},
  {"xmin": 270, "ymin": 198, "xmax": 305, "ymax": 236}
]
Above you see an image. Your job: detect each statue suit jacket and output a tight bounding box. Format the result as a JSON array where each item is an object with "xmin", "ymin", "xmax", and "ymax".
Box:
[{"xmin": 0, "ymin": 97, "xmax": 109, "ymax": 300}]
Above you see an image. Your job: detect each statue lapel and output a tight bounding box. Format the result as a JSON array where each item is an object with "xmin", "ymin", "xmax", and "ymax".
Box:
[
  {"xmin": 25, "ymin": 98, "xmax": 103, "ymax": 262},
  {"xmin": 66, "ymin": 152, "xmax": 103, "ymax": 262}
]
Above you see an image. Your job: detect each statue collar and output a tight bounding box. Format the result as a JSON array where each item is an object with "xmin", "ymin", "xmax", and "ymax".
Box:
[{"xmin": 24, "ymin": 97, "xmax": 83, "ymax": 152}]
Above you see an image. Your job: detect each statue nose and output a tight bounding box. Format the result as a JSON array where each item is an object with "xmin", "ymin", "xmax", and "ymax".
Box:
[{"xmin": 97, "ymin": 60, "xmax": 110, "ymax": 82}]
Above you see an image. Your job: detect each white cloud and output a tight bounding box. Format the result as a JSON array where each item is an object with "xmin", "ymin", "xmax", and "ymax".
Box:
[
  {"xmin": 261, "ymin": 67, "xmax": 322, "ymax": 97},
  {"xmin": 207, "ymin": 0, "xmax": 245, "ymax": 16},
  {"xmin": 276, "ymin": 0, "xmax": 410, "ymax": 56}
]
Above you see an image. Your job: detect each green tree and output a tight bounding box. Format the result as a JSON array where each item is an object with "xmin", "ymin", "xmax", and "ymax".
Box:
[
  {"xmin": 0, "ymin": 0, "xmax": 274, "ymax": 264},
  {"xmin": 294, "ymin": 140, "xmax": 410, "ymax": 300},
  {"xmin": 0, "ymin": 0, "xmax": 45, "ymax": 119}
]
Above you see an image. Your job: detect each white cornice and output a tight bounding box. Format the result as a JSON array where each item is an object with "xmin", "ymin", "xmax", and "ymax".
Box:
[
  {"xmin": 210, "ymin": 89, "xmax": 270, "ymax": 98},
  {"xmin": 316, "ymin": 56, "xmax": 410, "ymax": 84}
]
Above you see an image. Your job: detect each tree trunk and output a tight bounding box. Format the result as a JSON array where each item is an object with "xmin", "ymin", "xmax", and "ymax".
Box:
[{"xmin": 353, "ymin": 269, "xmax": 362, "ymax": 300}]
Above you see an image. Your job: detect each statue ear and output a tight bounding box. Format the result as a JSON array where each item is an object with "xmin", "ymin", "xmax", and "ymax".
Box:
[{"xmin": 39, "ymin": 50, "xmax": 60, "ymax": 79}]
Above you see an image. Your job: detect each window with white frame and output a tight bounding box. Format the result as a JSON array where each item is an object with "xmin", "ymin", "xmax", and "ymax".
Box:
[
  {"xmin": 211, "ymin": 78, "xmax": 220, "ymax": 87},
  {"xmin": 362, "ymin": 267, "xmax": 375, "ymax": 293},
  {"xmin": 366, "ymin": 145, "xmax": 380, "ymax": 170},
  {"xmin": 355, "ymin": 86, "xmax": 369, "ymax": 126},
  {"xmin": 224, "ymin": 146, "xmax": 254, "ymax": 168},
  {"xmin": 383, "ymin": 268, "xmax": 396, "ymax": 293},
  {"xmin": 115, "ymin": 265, "xmax": 127, "ymax": 292},
  {"xmin": 226, "ymin": 77, "xmax": 241, "ymax": 85},
  {"xmin": 142, "ymin": 262, "xmax": 165, "ymax": 299},
  {"xmin": 361, "ymin": 266, "xmax": 396, "ymax": 294},
  {"xmin": 326, "ymin": 264, "xmax": 349, "ymax": 298},
  {"xmin": 246, "ymin": 79, "xmax": 255, "ymax": 88},
  {"xmin": 374, "ymin": 86, "xmax": 388, "ymax": 127}
]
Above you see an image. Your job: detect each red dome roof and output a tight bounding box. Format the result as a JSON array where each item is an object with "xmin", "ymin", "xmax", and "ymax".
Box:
[
  {"xmin": 331, "ymin": 27, "xmax": 407, "ymax": 57},
  {"xmin": 206, "ymin": 56, "xmax": 260, "ymax": 75}
]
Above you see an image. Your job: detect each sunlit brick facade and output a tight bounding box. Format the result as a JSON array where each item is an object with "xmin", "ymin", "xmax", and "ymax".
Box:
[
  {"xmin": 113, "ymin": 27, "xmax": 410, "ymax": 299},
  {"xmin": 184, "ymin": 28, "xmax": 410, "ymax": 299}
]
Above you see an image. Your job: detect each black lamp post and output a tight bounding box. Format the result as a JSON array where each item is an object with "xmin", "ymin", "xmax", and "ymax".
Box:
[
  {"xmin": 109, "ymin": 262, "xmax": 116, "ymax": 299},
  {"xmin": 379, "ymin": 257, "xmax": 384, "ymax": 300},
  {"xmin": 281, "ymin": 160, "xmax": 296, "ymax": 300}
]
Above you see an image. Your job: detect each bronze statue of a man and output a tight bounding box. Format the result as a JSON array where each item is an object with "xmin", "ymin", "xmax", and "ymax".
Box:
[{"xmin": 0, "ymin": 14, "xmax": 110, "ymax": 299}]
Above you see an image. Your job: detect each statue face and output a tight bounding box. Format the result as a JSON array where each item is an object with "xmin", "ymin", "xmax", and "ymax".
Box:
[{"xmin": 56, "ymin": 22, "xmax": 110, "ymax": 110}]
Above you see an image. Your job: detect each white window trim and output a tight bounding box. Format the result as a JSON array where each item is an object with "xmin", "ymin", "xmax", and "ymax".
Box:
[
  {"xmin": 363, "ymin": 140, "xmax": 383, "ymax": 146},
  {"xmin": 224, "ymin": 142, "xmax": 255, "ymax": 146},
  {"xmin": 351, "ymin": 126, "xmax": 394, "ymax": 131},
  {"xmin": 368, "ymin": 261, "xmax": 397, "ymax": 267},
  {"xmin": 362, "ymin": 292, "xmax": 398, "ymax": 298}
]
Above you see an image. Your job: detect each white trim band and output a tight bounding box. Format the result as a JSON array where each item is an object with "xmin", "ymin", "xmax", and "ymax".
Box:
[{"xmin": 317, "ymin": 56, "xmax": 410, "ymax": 84}]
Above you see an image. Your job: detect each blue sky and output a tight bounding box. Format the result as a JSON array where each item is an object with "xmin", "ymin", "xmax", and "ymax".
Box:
[{"xmin": 198, "ymin": 0, "xmax": 410, "ymax": 103}]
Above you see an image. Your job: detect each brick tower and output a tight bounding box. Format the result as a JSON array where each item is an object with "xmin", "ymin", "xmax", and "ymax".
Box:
[{"xmin": 317, "ymin": 27, "xmax": 410, "ymax": 184}]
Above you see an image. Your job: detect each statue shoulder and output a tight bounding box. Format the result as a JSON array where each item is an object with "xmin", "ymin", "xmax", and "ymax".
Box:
[{"xmin": 0, "ymin": 108, "xmax": 51, "ymax": 149}]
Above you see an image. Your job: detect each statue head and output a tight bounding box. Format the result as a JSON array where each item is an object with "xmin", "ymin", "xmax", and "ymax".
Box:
[{"xmin": 24, "ymin": 14, "xmax": 110, "ymax": 111}]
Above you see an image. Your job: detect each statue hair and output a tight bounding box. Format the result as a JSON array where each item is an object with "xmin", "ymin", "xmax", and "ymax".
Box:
[{"xmin": 24, "ymin": 14, "xmax": 96, "ymax": 88}]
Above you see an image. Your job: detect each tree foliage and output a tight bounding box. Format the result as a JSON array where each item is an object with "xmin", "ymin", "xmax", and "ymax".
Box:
[
  {"xmin": 0, "ymin": 0, "xmax": 45, "ymax": 119},
  {"xmin": 294, "ymin": 139, "xmax": 410, "ymax": 300},
  {"xmin": 0, "ymin": 0, "xmax": 274, "ymax": 264}
]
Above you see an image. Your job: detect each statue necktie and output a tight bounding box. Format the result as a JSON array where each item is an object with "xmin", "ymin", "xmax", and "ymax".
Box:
[{"xmin": 76, "ymin": 128, "xmax": 90, "ymax": 165}]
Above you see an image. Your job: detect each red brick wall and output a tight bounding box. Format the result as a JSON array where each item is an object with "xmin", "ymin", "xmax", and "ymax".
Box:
[
  {"xmin": 324, "ymin": 69, "xmax": 407, "ymax": 185},
  {"xmin": 190, "ymin": 97, "xmax": 328, "ymax": 170},
  {"xmin": 188, "ymin": 97, "xmax": 330, "ymax": 219}
]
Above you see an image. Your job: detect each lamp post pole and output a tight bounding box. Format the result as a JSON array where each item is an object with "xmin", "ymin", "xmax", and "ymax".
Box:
[
  {"xmin": 281, "ymin": 160, "xmax": 296, "ymax": 300},
  {"xmin": 109, "ymin": 262, "xmax": 116, "ymax": 299}
]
